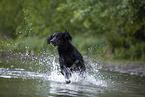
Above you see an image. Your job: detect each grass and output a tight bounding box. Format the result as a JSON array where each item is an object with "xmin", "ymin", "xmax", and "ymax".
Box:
[
  {"xmin": 72, "ymin": 34, "xmax": 108, "ymax": 57},
  {"xmin": 0, "ymin": 34, "xmax": 108, "ymax": 59},
  {"xmin": 1, "ymin": 34, "xmax": 144, "ymax": 62}
]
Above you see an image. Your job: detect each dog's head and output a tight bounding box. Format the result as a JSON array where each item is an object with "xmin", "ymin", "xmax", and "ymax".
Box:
[{"xmin": 47, "ymin": 31, "xmax": 72, "ymax": 46}]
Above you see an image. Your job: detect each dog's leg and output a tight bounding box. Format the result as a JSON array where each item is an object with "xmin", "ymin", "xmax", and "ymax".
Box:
[
  {"xmin": 70, "ymin": 60, "xmax": 86, "ymax": 78},
  {"xmin": 69, "ymin": 60, "xmax": 79, "ymax": 70},
  {"xmin": 62, "ymin": 65, "xmax": 71, "ymax": 84}
]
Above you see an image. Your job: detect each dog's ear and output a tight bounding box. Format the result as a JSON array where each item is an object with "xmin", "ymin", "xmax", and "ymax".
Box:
[
  {"xmin": 47, "ymin": 35, "xmax": 53, "ymax": 44},
  {"xmin": 64, "ymin": 31, "xmax": 72, "ymax": 41}
]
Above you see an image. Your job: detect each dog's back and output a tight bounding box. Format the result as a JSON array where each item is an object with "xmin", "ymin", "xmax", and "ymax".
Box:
[{"xmin": 58, "ymin": 40, "xmax": 86, "ymax": 72}]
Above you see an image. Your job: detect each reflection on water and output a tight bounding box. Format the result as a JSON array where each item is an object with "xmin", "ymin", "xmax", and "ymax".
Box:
[{"xmin": 0, "ymin": 53, "xmax": 145, "ymax": 97}]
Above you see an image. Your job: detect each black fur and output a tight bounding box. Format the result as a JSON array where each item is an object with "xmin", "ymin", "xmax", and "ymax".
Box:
[{"xmin": 47, "ymin": 31, "xmax": 86, "ymax": 84}]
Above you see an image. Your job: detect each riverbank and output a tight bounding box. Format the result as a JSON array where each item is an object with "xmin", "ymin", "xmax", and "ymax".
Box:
[{"xmin": 98, "ymin": 60, "xmax": 145, "ymax": 76}]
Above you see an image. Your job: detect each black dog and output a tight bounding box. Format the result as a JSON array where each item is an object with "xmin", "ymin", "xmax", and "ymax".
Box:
[{"xmin": 47, "ymin": 31, "xmax": 86, "ymax": 84}]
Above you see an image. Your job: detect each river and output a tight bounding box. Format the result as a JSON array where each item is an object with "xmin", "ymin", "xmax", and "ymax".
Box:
[{"xmin": 0, "ymin": 53, "xmax": 145, "ymax": 97}]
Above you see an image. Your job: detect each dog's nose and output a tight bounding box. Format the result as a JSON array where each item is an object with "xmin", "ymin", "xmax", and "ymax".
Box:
[
  {"xmin": 50, "ymin": 40, "xmax": 55, "ymax": 43},
  {"xmin": 50, "ymin": 40, "xmax": 53, "ymax": 43}
]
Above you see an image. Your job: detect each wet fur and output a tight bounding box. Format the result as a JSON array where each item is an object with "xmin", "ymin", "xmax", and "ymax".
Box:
[{"xmin": 47, "ymin": 31, "xmax": 86, "ymax": 83}]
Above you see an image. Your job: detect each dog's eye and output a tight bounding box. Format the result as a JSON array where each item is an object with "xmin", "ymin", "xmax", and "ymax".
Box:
[{"xmin": 55, "ymin": 35, "xmax": 59, "ymax": 38}]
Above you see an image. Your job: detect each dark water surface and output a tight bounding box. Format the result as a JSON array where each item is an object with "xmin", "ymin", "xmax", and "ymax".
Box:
[{"xmin": 0, "ymin": 54, "xmax": 145, "ymax": 97}]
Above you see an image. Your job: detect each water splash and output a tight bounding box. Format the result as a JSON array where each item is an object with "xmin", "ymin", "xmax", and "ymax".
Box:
[
  {"xmin": 0, "ymin": 53, "xmax": 107, "ymax": 86},
  {"xmin": 45, "ymin": 56, "xmax": 107, "ymax": 86}
]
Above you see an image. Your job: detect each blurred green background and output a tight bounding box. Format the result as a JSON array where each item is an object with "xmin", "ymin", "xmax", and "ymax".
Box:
[{"xmin": 0, "ymin": 0, "xmax": 145, "ymax": 61}]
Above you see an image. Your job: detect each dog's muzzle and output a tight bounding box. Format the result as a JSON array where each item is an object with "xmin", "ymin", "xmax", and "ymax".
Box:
[{"xmin": 50, "ymin": 40, "xmax": 56, "ymax": 47}]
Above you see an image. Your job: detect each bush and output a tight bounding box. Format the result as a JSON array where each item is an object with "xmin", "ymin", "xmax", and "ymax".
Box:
[{"xmin": 112, "ymin": 42, "xmax": 145, "ymax": 61}]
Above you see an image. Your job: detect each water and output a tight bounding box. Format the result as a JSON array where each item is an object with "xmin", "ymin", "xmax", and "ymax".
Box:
[{"xmin": 0, "ymin": 53, "xmax": 145, "ymax": 97}]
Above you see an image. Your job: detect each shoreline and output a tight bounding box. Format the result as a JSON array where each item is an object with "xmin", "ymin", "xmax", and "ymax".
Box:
[
  {"xmin": 1, "ymin": 52, "xmax": 145, "ymax": 77},
  {"xmin": 98, "ymin": 60, "xmax": 145, "ymax": 76}
]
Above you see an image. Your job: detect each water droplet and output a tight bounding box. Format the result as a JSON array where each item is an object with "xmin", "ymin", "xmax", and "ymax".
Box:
[{"xmin": 11, "ymin": 65, "xmax": 14, "ymax": 68}]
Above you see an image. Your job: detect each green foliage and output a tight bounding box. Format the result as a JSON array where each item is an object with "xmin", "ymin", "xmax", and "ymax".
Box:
[
  {"xmin": 112, "ymin": 42, "xmax": 145, "ymax": 60},
  {"xmin": 0, "ymin": 0, "xmax": 145, "ymax": 60},
  {"xmin": 0, "ymin": 0, "xmax": 23, "ymax": 38},
  {"xmin": 14, "ymin": 36, "xmax": 46, "ymax": 52},
  {"xmin": 0, "ymin": 39, "xmax": 14, "ymax": 52},
  {"xmin": 72, "ymin": 35, "xmax": 108, "ymax": 56}
]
